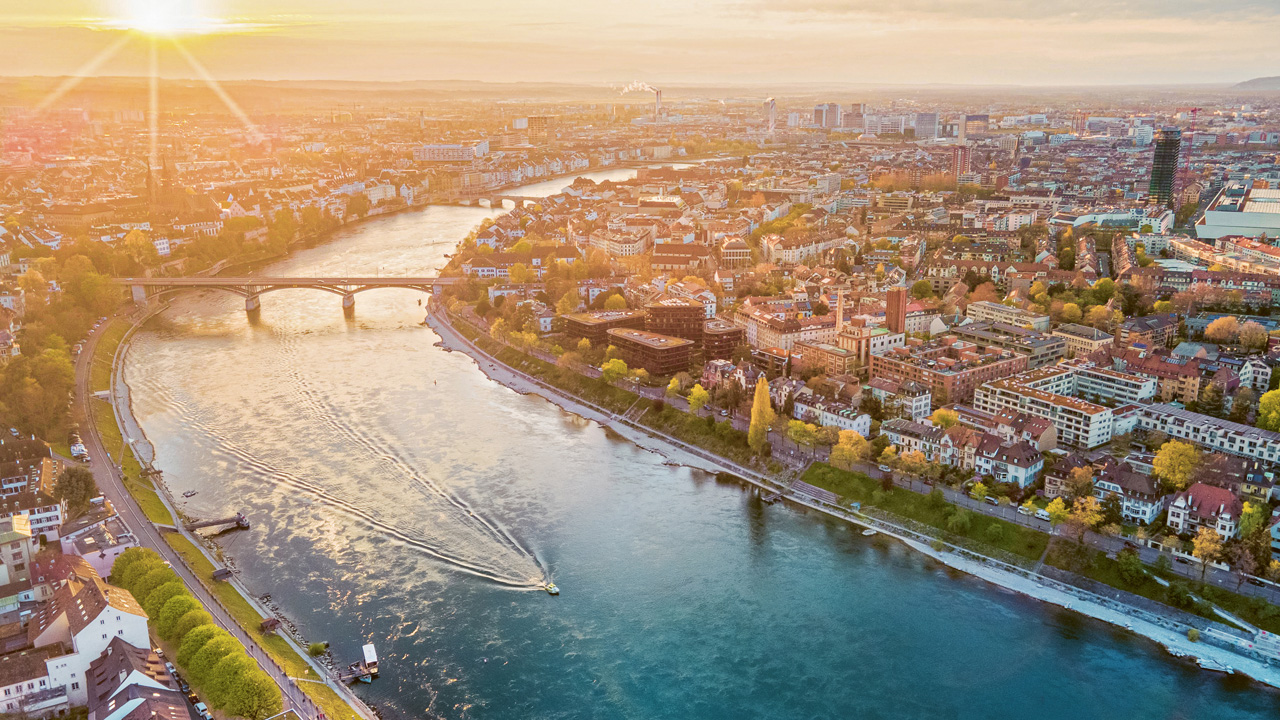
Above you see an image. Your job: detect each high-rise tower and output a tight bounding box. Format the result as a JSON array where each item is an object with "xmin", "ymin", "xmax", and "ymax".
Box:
[{"xmin": 1149, "ymin": 127, "xmax": 1181, "ymax": 209}]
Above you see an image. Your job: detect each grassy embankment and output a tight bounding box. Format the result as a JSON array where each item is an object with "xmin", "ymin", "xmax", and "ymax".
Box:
[
  {"xmin": 164, "ymin": 535, "xmax": 355, "ymax": 720},
  {"xmin": 89, "ymin": 320, "xmax": 172, "ymax": 525}
]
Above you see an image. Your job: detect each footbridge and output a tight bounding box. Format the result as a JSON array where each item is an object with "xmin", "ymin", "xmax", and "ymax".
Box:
[{"xmin": 118, "ymin": 276, "xmax": 463, "ymax": 316}]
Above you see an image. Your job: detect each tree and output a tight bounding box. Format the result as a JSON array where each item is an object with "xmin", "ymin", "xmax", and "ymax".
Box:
[
  {"xmin": 205, "ymin": 653, "xmax": 257, "ymax": 709},
  {"xmin": 969, "ymin": 482, "xmax": 988, "ymax": 501},
  {"xmin": 748, "ymin": 378, "xmax": 775, "ymax": 454},
  {"xmin": 603, "ymin": 294, "xmax": 627, "ymax": 310},
  {"xmin": 110, "ymin": 547, "xmax": 162, "ymax": 583},
  {"xmin": 1117, "ymin": 549, "xmax": 1146, "ymax": 587},
  {"xmin": 123, "ymin": 229, "xmax": 160, "ymax": 267},
  {"xmin": 177, "ymin": 624, "xmax": 225, "ymax": 668},
  {"xmin": 142, "ymin": 580, "xmax": 187, "ymax": 618},
  {"xmin": 187, "ymin": 633, "xmax": 244, "ymax": 686},
  {"xmin": 219, "ymin": 666, "xmax": 283, "ymax": 719},
  {"xmin": 1240, "ymin": 501, "xmax": 1269, "ymax": 541},
  {"xmin": 969, "ymin": 282, "xmax": 999, "ymax": 304},
  {"xmin": 830, "ymin": 431, "xmax": 869, "ymax": 471},
  {"xmin": 130, "ymin": 567, "xmax": 179, "ymax": 603},
  {"xmin": 55, "ymin": 466, "xmax": 98, "ymax": 514},
  {"xmin": 929, "ymin": 408, "xmax": 958, "ymax": 429},
  {"xmin": 1153, "ymin": 300, "xmax": 1174, "ymax": 314},
  {"xmin": 1152, "ymin": 440, "xmax": 1201, "ymax": 491},
  {"xmin": 1101, "ymin": 495, "xmax": 1124, "ymax": 527},
  {"xmin": 1085, "ymin": 305, "xmax": 1112, "ymax": 330},
  {"xmin": 508, "ymin": 263, "xmax": 533, "ymax": 284},
  {"xmin": 1192, "ymin": 527, "xmax": 1223, "ymax": 584},
  {"xmin": 946, "ymin": 508, "xmax": 972, "ymax": 533},
  {"xmin": 1068, "ymin": 496, "xmax": 1103, "ymax": 542},
  {"xmin": 879, "ymin": 445, "xmax": 898, "ymax": 466},
  {"xmin": 1229, "ymin": 386, "xmax": 1257, "ymax": 424},
  {"xmin": 345, "ymin": 193, "xmax": 370, "ymax": 218},
  {"xmin": 1060, "ymin": 302, "xmax": 1083, "ymax": 324},
  {"xmin": 1227, "ymin": 544, "xmax": 1258, "ymax": 591},
  {"xmin": 171, "ymin": 609, "xmax": 215, "ymax": 642},
  {"xmin": 786, "ymin": 420, "xmax": 817, "ymax": 457},
  {"xmin": 1065, "ymin": 466, "xmax": 1094, "ymax": 500},
  {"xmin": 687, "ymin": 383, "xmax": 710, "ymax": 414},
  {"xmin": 1259, "ymin": 390, "xmax": 1280, "ymax": 431},
  {"xmin": 1045, "ymin": 497, "xmax": 1070, "ymax": 533},
  {"xmin": 157, "ymin": 594, "xmax": 202, "ymax": 640},
  {"xmin": 1204, "ymin": 316, "xmax": 1240, "ymax": 344},
  {"xmin": 1195, "ymin": 383, "xmax": 1226, "ymax": 419},
  {"xmin": 1239, "ymin": 321, "xmax": 1269, "ymax": 351},
  {"xmin": 898, "ymin": 450, "xmax": 927, "ymax": 476},
  {"xmin": 600, "ymin": 358, "xmax": 629, "ymax": 383},
  {"xmin": 555, "ymin": 289, "xmax": 581, "ymax": 315},
  {"xmin": 911, "ymin": 280, "xmax": 934, "ymax": 299},
  {"xmin": 1019, "ymin": 498, "xmax": 1036, "ymax": 516}
]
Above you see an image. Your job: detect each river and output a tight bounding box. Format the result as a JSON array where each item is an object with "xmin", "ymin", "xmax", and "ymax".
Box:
[{"xmin": 120, "ymin": 168, "xmax": 1280, "ymax": 719}]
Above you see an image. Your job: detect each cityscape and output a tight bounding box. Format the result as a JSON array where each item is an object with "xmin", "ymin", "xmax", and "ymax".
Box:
[{"xmin": 4, "ymin": 1, "xmax": 1280, "ymax": 719}]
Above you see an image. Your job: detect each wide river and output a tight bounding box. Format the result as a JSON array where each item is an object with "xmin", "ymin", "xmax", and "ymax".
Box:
[{"xmin": 122, "ymin": 169, "xmax": 1279, "ymax": 719}]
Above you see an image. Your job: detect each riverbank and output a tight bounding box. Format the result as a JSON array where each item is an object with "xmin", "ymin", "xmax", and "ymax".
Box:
[
  {"xmin": 95, "ymin": 309, "xmax": 377, "ymax": 720},
  {"xmin": 426, "ymin": 304, "xmax": 1280, "ymax": 691}
]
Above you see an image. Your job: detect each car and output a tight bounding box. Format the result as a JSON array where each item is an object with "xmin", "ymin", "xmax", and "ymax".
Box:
[
  {"xmin": 1248, "ymin": 578, "xmax": 1265, "ymax": 587},
  {"xmin": 1017, "ymin": 504, "xmax": 1033, "ymax": 516},
  {"xmin": 7, "ymin": 428, "xmax": 17, "ymax": 437},
  {"xmin": 878, "ymin": 464, "xmax": 892, "ymax": 473},
  {"xmin": 153, "ymin": 647, "xmax": 164, "ymax": 658},
  {"xmin": 165, "ymin": 662, "xmax": 177, "ymax": 675},
  {"xmin": 1175, "ymin": 557, "xmax": 1190, "ymax": 565},
  {"xmin": 193, "ymin": 702, "xmax": 212, "ymax": 720},
  {"xmin": 719, "ymin": 410, "xmax": 729, "ymax": 417},
  {"xmin": 186, "ymin": 692, "xmax": 199, "ymax": 705},
  {"xmin": 1034, "ymin": 508, "xmax": 1051, "ymax": 521},
  {"xmin": 983, "ymin": 495, "xmax": 1000, "ymax": 506}
]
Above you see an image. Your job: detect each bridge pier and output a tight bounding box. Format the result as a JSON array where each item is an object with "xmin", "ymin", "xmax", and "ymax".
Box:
[
  {"xmin": 342, "ymin": 292, "xmax": 355, "ymax": 318},
  {"xmin": 245, "ymin": 294, "xmax": 261, "ymax": 315},
  {"xmin": 130, "ymin": 285, "xmax": 148, "ymax": 306}
]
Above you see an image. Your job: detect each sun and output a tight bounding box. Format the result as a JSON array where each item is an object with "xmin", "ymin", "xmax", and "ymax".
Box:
[{"xmin": 113, "ymin": 0, "xmax": 217, "ymax": 36}]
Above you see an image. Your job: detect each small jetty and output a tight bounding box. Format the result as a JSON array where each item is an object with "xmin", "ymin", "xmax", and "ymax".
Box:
[
  {"xmin": 337, "ymin": 644, "xmax": 380, "ymax": 684},
  {"xmin": 184, "ymin": 512, "xmax": 250, "ymax": 532}
]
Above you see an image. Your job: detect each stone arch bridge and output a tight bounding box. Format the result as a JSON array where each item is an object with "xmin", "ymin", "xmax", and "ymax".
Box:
[{"xmin": 117, "ymin": 276, "xmax": 463, "ymax": 316}]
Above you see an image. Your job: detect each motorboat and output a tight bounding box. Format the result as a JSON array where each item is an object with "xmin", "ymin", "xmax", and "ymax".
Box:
[{"xmin": 544, "ymin": 583, "xmax": 560, "ymax": 596}]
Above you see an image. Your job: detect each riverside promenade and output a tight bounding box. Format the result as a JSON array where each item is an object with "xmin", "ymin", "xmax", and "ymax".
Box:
[{"xmin": 426, "ymin": 302, "xmax": 1280, "ymax": 690}]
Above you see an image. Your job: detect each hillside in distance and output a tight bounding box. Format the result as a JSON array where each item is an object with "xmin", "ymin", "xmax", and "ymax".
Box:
[{"xmin": 1236, "ymin": 76, "xmax": 1280, "ymax": 90}]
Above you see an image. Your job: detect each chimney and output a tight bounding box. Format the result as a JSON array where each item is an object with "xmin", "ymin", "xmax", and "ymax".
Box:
[{"xmin": 836, "ymin": 288, "xmax": 845, "ymax": 334}]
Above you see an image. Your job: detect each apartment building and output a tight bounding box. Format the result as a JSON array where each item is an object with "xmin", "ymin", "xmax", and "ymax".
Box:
[
  {"xmin": 1116, "ymin": 313, "xmax": 1179, "ymax": 349},
  {"xmin": 870, "ymin": 335, "xmax": 1029, "ymax": 405},
  {"xmin": 949, "ymin": 322, "xmax": 1066, "ymax": 369},
  {"xmin": 1052, "ymin": 323, "xmax": 1114, "ymax": 358},
  {"xmin": 1138, "ymin": 404, "xmax": 1280, "ymax": 465},
  {"xmin": 965, "ymin": 301, "xmax": 1051, "ymax": 332},
  {"xmin": 605, "ymin": 328, "xmax": 693, "ymax": 376},
  {"xmin": 1167, "ymin": 483, "xmax": 1243, "ymax": 540}
]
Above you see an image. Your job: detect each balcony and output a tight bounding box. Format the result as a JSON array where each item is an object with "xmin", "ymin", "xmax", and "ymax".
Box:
[{"xmin": 22, "ymin": 685, "xmax": 68, "ymax": 714}]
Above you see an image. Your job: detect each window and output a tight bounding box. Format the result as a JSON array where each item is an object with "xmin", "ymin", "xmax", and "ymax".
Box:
[{"xmin": 71, "ymin": 682, "xmax": 78, "ymax": 690}]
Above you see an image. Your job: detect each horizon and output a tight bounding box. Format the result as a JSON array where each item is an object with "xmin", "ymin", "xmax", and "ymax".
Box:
[{"xmin": 4, "ymin": 1, "xmax": 1280, "ymax": 88}]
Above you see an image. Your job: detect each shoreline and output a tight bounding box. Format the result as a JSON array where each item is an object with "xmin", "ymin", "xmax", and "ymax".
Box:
[{"xmin": 425, "ymin": 305, "xmax": 1280, "ymax": 692}]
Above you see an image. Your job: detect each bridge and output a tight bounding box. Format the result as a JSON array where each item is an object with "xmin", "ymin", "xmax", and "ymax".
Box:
[
  {"xmin": 118, "ymin": 276, "xmax": 463, "ymax": 316},
  {"xmin": 454, "ymin": 193, "xmax": 544, "ymax": 209}
]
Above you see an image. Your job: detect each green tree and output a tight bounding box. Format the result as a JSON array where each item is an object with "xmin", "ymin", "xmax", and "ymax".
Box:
[
  {"xmin": 600, "ymin": 358, "xmax": 629, "ymax": 383},
  {"xmin": 177, "ymin": 625, "xmax": 225, "ymax": 668},
  {"xmin": 747, "ymin": 378, "xmax": 775, "ymax": 454},
  {"xmin": 687, "ymin": 383, "xmax": 710, "ymax": 414},
  {"xmin": 1195, "ymin": 383, "xmax": 1226, "ymax": 419},
  {"xmin": 129, "ymin": 567, "xmax": 178, "ymax": 601},
  {"xmin": 1045, "ymin": 497, "xmax": 1070, "ymax": 533},
  {"xmin": 786, "ymin": 420, "xmax": 817, "ymax": 456},
  {"xmin": 345, "ymin": 193, "xmax": 370, "ymax": 218},
  {"xmin": 1229, "ymin": 387, "xmax": 1257, "ymax": 424},
  {"xmin": 604, "ymin": 294, "xmax": 628, "ymax": 310},
  {"xmin": 911, "ymin": 280, "xmax": 934, "ymax": 299},
  {"xmin": 1240, "ymin": 501, "xmax": 1269, "ymax": 540},
  {"xmin": 946, "ymin": 508, "xmax": 972, "ymax": 533},
  {"xmin": 186, "ymin": 634, "xmax": 243, "ymax": 686},
  {"xmin": 1116, "ymin": 549, "xmax": 1146, "ymax": 587},
  {"xmin": 220, "ymin": 666, "xmax": 283, "ymax": 720},
  {"xmin": 1152, "ymin": 440, "xmax": 1201, "ymax": 491},
  {"xmin": 1258, "ymin": 390, "xmax": 1280, "ymax": 431},
  {"xmin": 157, "ymin": 594, "xmax": 203, "ymax": 640},
  {"xmin": 55, "ymin": 466, "xmax": 99, "ymax": 514},
  {"xmin": 205, "ymin": 652, "xmax": 257, "ymax": 709},
  {"xmin": 110, "ymin": 547, "xmax": 162, "ymax": 583},
  {"xmin": 141, "ymin": 581, "xmax": 187, "ymax": 618},
  {"xmin": 171, "ymin": 609, "xmax": 215, "ymax": 642}
]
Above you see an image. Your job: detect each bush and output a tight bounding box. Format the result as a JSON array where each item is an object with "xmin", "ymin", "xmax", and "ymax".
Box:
[
  {"xmin": 1187, "ymin": 628, "xmax": 1200, "ymax": 642},
  {"xmin": 985, "ymin": 524, "xmax": 1004, "ymax": 543},
  {"xmin": 171, "ymin": 609, "xmax": 215, "ymax": 642},
  {"xmin": 929, "ymin": 539, "xmax": 946, "ymax": 552},
  {"xmin": 308, "ymin": 642, "xmax": 328, "ymax": 657},
  {"xmin": 157, "ymin": 595, "xmax": 203, "ymax": 640}
]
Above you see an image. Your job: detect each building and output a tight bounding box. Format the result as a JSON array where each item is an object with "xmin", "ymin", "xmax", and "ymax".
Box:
[
  {"xmin": 1138, "ymin": 404, "xmax": 1280, "ymax": 465},
  {"xmin": 0, "ymin": 439, "xmax": 52, "ymax": 497},
  {"xmin": 885, "ymin": 287, "xmax": 908, "ymax": 335},
  {"xmin": 562, "ymin": 311, "xmax": 646, "ymax": 346},
  {"xmin": 951, "ymin": 145, "xmax": 973, "ymax": 176},
  {"xmin": 835, "ymin": 319, "xmax": 905, "ymax": 366},
  {"xmin": 914, "ymin": 112, "xmax": 939, "ymax": 140},
  {"xmin": 1148, "ymin": 127, "xmax": 1181, "ymax": 209},
  {"xmin": 973, "ymin": 363, "xmax": 1154, "ymax": 448},
  {"xmin": 645, "ymin": 298, "xmax": 706, "ymax": 344},
  {"xmin": 1053, "ymin": 323, "xmax": 1114, "ymax": 358},
  {"xmin": 1167, "ymin": 483, "xmax": 1242, "ymax": 539},
  {"xmin": 949, "ymin": 322, "xmax": 1066, "ymax": 369},
  {"xmin": 605, "ymin": 328, "xmax": 693, "ymax": 376},
  {"xmin": 1195, "ymin": 183, "xmax": 1280, "ymax": 240},
  {"xmin": 870, "ymin": 335, "xmax": 1029, "ymax": 406},
  {"xmin": 973, "ymin": 435, "xmax": 1043, "ymax": 488},
  {"xmin": 867, "ymin": 378, "xmax": 932, "ymax": 421},
  {"xmin": 1116, "ymin": 313, "xmax": 1178, "ymax": 349},
  {"xmin": 86, "ymin": 637, "xmax": 183, "ymax": 720},
  {"xmin": 792, "ymin": 396, "xmax": 871, "ymax": 436},
  {"xmin": 964, "ymin": 301, "xmax": 1051, "ymax": 332},
  {"xmin": 1047, "ymin": 452, "xmax": 1164, "ymax": 524},
  {"xmin": 702, "ymin": 320, "xmax": 745, "ymax": 361}
]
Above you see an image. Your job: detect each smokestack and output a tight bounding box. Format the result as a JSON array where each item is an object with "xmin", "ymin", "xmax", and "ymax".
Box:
[
  {"xmin": 655, "ymin": 89, "xmax": 662, "ymax": 120},
  {"xmin": 836, "ymin": 287, "xmax": 845, "ymax": 334}
]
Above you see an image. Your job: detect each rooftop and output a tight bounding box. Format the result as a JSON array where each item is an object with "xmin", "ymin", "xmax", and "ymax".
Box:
[{"xmin": 606, "ymin": 328, "xmax": 695, "ymax": 350}]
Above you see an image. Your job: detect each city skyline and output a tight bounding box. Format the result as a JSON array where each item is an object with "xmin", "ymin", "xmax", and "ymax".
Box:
[{"xmin": 3, "ymin": 0, "xmax": 1280, "ymax": 87}]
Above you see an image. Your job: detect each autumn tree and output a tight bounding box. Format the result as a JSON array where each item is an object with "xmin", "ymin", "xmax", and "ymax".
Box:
[
  {"xmin": 603, "ymin": 294, "xmax": 628, "ymax": 310},
  {"xmin": 1060, "ymin": 302, "xmax": 1083, "ymax": 324},
  {"xmin": 929, "ymin": 408, "xmax": 958, "ymax": 429},
  {"xmin": 1064, "ymin": 466, "xmax": 1094, "ymax": 500},
  {"xmin": 829, "ymin": 431, "xmax": 869, "ymax": 471},
  {"xmin": 600, "ymin": 358, "xmax": 629, "ymax": 383},
  {"xmin": 786, "ymin": 420, "xmax": 817, "ymax": 456},
  {"xmin": 1204, "ymin": 316, "xmax": 1240, "ymax": 345},
  {"xmin": 1239, "ymin": 321, "xmax": 1269, "ymax": 351},
  {"xmin": 747, "ymin": 378, "xmax": 775, "ymax": 454},
  {"xmin": 1192, "ymin": 527, "xmax": 1223, "ymax": 584},
  {"xmin": 1152, "ymin": 440, "xmax": 1201, "ymax": 491},
  {"xmin": 687, "ymin": 383, "xmax": 710, "ymax": 414},
  {"xmin": 1068, "ymin": 496, "xmax": 1103, "ymax": 543},
  {"xmin": 1045, "ymin": 497, "xmax": 1070, "ymax": 534},
  {"xmin": 1259, "ymin": 390, "xmax": 1280, "ymax": 431}
]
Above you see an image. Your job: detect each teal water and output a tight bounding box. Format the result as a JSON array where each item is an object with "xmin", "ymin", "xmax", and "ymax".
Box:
[{"xmin": 121, "ymin": 170, "xmax": 1280, "ymax": 719}]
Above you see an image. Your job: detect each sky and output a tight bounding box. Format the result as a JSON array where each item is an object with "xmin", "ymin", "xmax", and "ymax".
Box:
[{"xmin": 1, "ymin": 0, "xmax": 1277, "ymax": 87}]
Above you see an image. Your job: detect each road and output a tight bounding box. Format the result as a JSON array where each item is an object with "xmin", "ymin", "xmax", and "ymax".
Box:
[{"xmin": 73, "ymin": 309, "xmax": 334, "ymax": 720}]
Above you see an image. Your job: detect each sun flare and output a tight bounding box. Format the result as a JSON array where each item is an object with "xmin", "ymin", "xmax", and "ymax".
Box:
[{"xmin": 113, "ymin": 0, "xmax": 217, "ymax": 36}]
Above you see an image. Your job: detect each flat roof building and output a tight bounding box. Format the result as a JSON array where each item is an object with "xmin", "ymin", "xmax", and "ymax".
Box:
[
  {"xmin": 562, "ymin": 310, "xmax": 647, "ymax": 346},
  {"xmin": 606, "ymin": 328, "xmax": 694, "ymax": 376}
]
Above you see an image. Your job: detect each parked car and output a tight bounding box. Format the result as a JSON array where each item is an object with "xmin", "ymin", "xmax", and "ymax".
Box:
[
  {"xmin": 983, "ymin": 496, "xmax": 1000, "ymax": 506},
  {"xmin": 7, "ymin": 428, "xmax": 17, "ymax": 438},
  {"xmin": 1017, "ymin": 504, "xmax": 1033, "ymax": 516},
  {"xmin": 194, "ymin": 702, "xmax": 212, "ymax": 719},
  {"xmin": 1034, "ymin": 508, "xmax": 1051, "ymax": 521},
  {"xmin": 877, "ymin": 464, "xmax": 892, "ymax": 473}
]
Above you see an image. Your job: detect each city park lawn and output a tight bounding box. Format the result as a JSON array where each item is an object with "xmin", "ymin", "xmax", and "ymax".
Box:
[
  {"xmin": 164, "ymin": 533, "xmax": 356, "ymax": 720},
  {"xmin": 802, "ymin": 463, "xmax": 1050, "ymax": 562}
]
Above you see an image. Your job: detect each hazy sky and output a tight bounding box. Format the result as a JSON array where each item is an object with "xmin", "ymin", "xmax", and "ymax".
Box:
[{"xmin": 2, "ymin": 0, "xmax": 1277, "ymax": 86}]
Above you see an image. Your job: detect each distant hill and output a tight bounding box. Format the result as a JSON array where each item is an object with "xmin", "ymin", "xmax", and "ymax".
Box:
[{"xmin": 1237, "ymin": 76, "xmax": 1280, "ymax": 90}]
